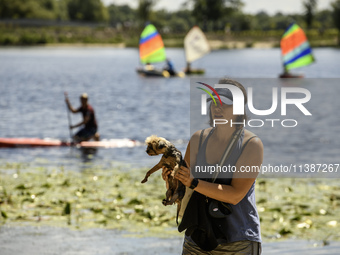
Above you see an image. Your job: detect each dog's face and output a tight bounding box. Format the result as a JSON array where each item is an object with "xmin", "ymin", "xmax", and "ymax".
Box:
[{"xmin": 145, "ymin": 135, "xmax": 169, "ymax": 156}]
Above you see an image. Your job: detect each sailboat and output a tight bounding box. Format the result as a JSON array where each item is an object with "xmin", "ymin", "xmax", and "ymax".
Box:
[
  {"xmin": 136, "ymin": 23, "xmax": 184, "ymax": 77},
  {"xmin": 279, "ymin": 23, "xmax": 315, "ymax": 78},
  {"xmin": 184, "ymin": 26, "xmax": 210, "ymax": 75}
]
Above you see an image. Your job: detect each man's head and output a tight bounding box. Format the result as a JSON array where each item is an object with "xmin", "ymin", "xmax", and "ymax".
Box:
[
  {"xmin": 208, "ymin": 78, "xmax": 248, "ymax": 128},
  {"xmin": 80, "ymin": 93, "xmax": 88, "ymax": 107}
]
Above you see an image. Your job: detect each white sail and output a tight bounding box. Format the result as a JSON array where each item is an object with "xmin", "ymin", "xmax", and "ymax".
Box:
[{"xmin": 184, "ymin": 26, "xmax": 210, "ymax": 63}]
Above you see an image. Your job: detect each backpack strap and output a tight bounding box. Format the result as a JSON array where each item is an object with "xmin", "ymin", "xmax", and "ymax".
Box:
[
  {"xmin": 212, "ymin": 128, "xmax": 243, "ymax": 182},
  {"xmin": 198, "ymin": 129, "xmax": 205, "ymax": 151}
]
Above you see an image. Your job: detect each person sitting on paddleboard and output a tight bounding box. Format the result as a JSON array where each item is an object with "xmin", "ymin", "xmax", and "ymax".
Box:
[{"xmin": 65, "ymin": 93, "xmax": 100, "ymax": 142}]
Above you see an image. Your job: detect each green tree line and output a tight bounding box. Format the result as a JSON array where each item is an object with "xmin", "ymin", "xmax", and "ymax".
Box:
[
  {"xmin": 1, "ymin": 0, "xmax": 340, "ymax": 45},
  {"xmin": 0, "ymin": 0, "xmax": 108, "ymax": 22},
  {"xmin": 0, "ymin": 0, "xmax": 339, "ymax": 31}
]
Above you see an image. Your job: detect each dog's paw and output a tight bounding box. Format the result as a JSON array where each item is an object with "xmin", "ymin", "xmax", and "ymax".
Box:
[{"xmin": 162, "ymin": 199, "xmax": 174, "ymax": 206}]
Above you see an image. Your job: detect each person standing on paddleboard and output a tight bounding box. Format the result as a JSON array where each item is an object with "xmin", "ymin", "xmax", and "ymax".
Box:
[{"xmin": 65, "ymin": 93, "xmax": 100, "ymax": 143}]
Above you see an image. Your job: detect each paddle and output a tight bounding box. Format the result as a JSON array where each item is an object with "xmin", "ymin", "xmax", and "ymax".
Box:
[{"xmin": 64, "ymin": 92, "xmax": 73, "ymax": 143}]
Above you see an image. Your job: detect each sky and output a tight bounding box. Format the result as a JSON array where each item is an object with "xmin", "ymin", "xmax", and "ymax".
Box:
[{"xmin": 102, "ymin": 0, "xmax": 335, "ymax": 15}]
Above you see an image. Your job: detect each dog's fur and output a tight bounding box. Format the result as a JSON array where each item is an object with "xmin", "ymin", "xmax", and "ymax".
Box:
[{"xmin": 142, "ymin": 135, "xmax": 186, "ymax": 223}]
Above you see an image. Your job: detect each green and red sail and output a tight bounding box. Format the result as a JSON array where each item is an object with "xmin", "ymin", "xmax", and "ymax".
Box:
[
  {"xmin": 281, "ymin": 23, "xmax": 315, "ymax": 70},
  {"xmin": 139, "ymin": 24, "xmax": 166, "ymax": 64}
]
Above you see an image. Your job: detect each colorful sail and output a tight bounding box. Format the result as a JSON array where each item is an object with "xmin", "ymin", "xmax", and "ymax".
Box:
[
  {"xmin": 139, "ymin": 24, "xmax": 166, "ymax": 64},
  {"xmin": 280, "ymin": 23, "xmax": 315, "ymax": 70},
  {"xmin": 184, "ymin": 26, "xmax": 210, "ymax": 63}
]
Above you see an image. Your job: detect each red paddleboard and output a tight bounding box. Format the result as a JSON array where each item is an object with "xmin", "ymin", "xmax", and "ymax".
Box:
[
  {"xmin": 0, "ymin": 138, "xmax": 140, "ymax": 148},
  {"xmin": 79, "ymin": 139, "xmax": 139, "ymax": 148}
]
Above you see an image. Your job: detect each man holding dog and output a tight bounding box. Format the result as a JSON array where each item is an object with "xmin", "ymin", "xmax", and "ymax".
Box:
[{"xmin": 163, "ymin": 78, "xmax": 262, "ymax": 254}]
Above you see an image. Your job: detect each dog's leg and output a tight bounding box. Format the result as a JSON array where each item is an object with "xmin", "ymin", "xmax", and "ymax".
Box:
[
  {"xmin": 163, "ymin": 187, "xmax": 174, "ymax": 206},
  {"xmin": 177, "ymin": 181, "xmax": 186, "ymax": 200},
  {"xmin": 176, "ymin": 201, "xmax": 181, "ymax": 225},
  {"xmin": 141, "ymin": 162, "xmax": 162, "ymax": 183},
  {"xmin": 169, "ymin": 192, "xmax": 179, "ymax": 205},
  {"xmin": 171, "ymin": 161, "xmax": 186, "ymax": 204},
  {"xmin": 169, "ymin": 179, "xmax": 186, "ymax": 206},
  {"xmin": 168, "ymin": 178, "xmax": 181, "ymax": 205}
]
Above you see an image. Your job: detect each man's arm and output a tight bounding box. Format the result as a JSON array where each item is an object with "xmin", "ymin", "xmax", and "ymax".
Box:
[
  {"xmin": 64, "ymin": 92, "xmax": 78, "ymax": 113},
  {"xmin": 176, "ymin": 137, "xmax": 264, "ymax": 205},
  {"xmin": 70, "ymin": 112, "xmax": 90, "ymax": 129}
]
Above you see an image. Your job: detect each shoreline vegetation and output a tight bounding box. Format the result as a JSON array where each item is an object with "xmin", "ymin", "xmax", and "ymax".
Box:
[
  {"xmin": 1, "ymin": 162, "xmax": 340, "ymax": 243},
  {"xmin": 1, "ymin": 0, "xmax": 340, "ymax": 51},
  {"xmin": 0, "ymin": 24, "xmax": 339, "ymax": 49}
]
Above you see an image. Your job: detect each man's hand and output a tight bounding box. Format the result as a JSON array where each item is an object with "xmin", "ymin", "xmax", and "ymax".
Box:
[
  {"xmin": 174, "ymin": 160, "xmax": 193, "ymax": 187},
  {"xmin": 64, "ymin": 92, "xmax": 71, "ymax": 108}
]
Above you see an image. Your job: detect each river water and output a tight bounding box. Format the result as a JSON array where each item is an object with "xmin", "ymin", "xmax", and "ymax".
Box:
[
  {"xmin": 1, "ymin": 47, "xmax": 340, "ymax": 255},
  {"xmin": 0, "ymin": 47, "xmax": 340, "ymax": 174}
]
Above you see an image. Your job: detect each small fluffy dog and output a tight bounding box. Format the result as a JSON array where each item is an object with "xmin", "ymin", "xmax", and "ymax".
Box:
[{"xmin": 141, "ymin": 135, "xmax": 186, "ymax": 223}]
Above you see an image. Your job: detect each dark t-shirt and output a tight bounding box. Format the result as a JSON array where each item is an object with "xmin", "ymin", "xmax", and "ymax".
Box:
[{"xmin": 77, "ymin": 104, "xmax": 97, "ymax": 129}]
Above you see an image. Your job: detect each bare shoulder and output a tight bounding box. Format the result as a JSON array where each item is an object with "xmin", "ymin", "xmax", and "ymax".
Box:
[
  {"xmin": 190, "ymin": 128, "xmax": 213, "ymax": 142},
  {"xmin": 189, "ymin": 128, "xmax": 213, "ymax": 151},
  {"xmin": 242, "ymin": 129, "xmax": 263, "ymax": 153},
  {"xmin": 236, "ymin": 129, "xmax": 263, "ymax": 167}
]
